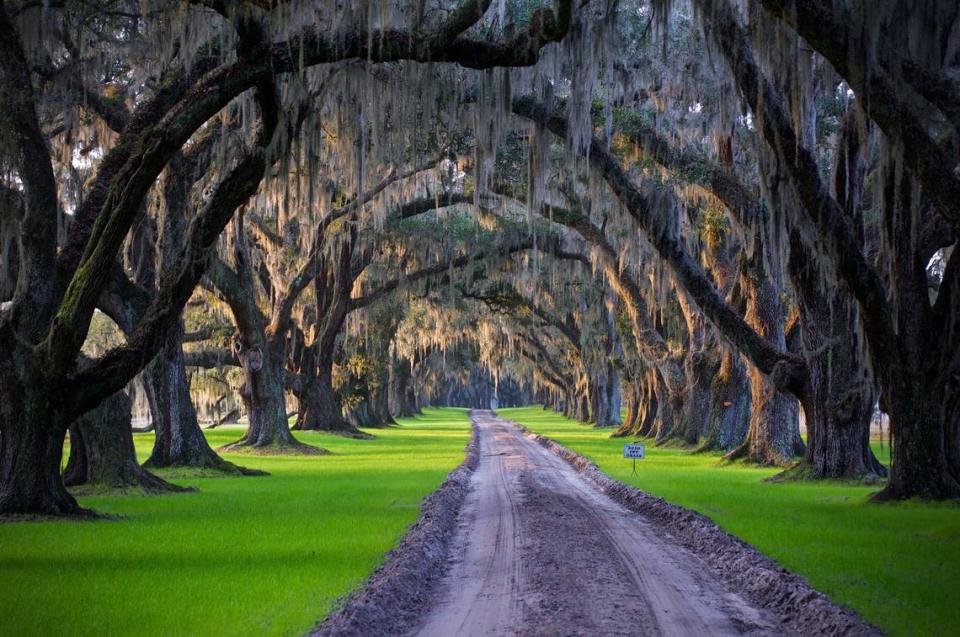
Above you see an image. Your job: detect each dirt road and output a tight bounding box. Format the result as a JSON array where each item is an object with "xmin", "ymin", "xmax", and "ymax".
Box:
[{"xmin": 413, "ymin": 411, "xmax": 783, "ymax": 637}]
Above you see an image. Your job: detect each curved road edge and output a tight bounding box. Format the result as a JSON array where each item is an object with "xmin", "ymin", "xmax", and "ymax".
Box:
[
  {"xmin": 510, "ymin": 418, "xmax": 881, "ymax": 637},
  {"xmin": 310, "ymin": 416, "xmax": 481, "ymax": 637}
]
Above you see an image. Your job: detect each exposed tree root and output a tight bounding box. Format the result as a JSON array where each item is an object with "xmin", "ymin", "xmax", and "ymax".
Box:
[
  {"xmin": 143, "ymin": 453, "xmax": 265, "ymax": 476},
  {"xmin": 870, "ymin": 475, "xmax": 960, "ymax": 502},
  {"xmin": 66, "ymin": 482, "xmax": 195, "ymax": 497},
  {"xmin": 722, "ymin": 442, "xmax": 796, "ymax": 467},
  {"xmin": 723, "ymin": 442, "xmax": 749, "ymax": 462},
  {"xmin": 767, "ymin": 462, "xmax": 883, "ymax": 485},
  {"xmin": 218, "ymin": 440, "xmax": 329, "ymax": 455}
]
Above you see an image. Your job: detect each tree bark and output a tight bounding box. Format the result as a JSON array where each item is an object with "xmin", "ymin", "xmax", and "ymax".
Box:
[
  {"xmin": 788, "ymin": 239, "xmax": 886, "ymax": 480},
  {"xmin": 698, "ymin": 345, "xmax": 750, "ymax": 451},
  {"xmin": 64, "ymin": 389, "xmax": 186, "ymax": 493},
  {"xmin": 683, "ymin": 350, "xmax": 720, "ymax": 445},
  {"xmin": 206, "ymin": 214, "xmax": 315, "ymax": 454},
  {"xmin": 225, "ymin": 343, "xmax": 315, "ymax": 452},
  {"xmin": 389, "ymin": 356, "xmax": 416, "ymax": 418},
  {"xmin": 349, "ymin": 383, "xmax": 395, "ymax": 428},
  {"xmin": 294, "ymin": 366, "xmax": 363, "ymax": 435},
  {"xmin": 145, "ymin": 324, "xmax": 252, "ymax": 470},
  {"xmin": 618, "ymin": 381, "xmax": 641, "ymax": 435},
  {"xmin": 677, "ymin": 291, "xmax": 719, "ymax": 445},
  {"xmin": 368, "ymin": 381, "xmax": 398, "ymax": 426},
  {"xmin": 874, "ymin": 154, "xmax": 960, "ymax": 499},
  {"xmin": 728, "ymin": 269, "xmax": 803, "ymax": 465},
  {"xmin": 294, "ymin": 223, "xmax": 367, "ymax": 436},
  {"xmin": 879, "ymin": 380, "xmax": 960, "ymax": 500},
  {"xmin": 0, "ymin": 354, "xmax": 84, "ymax": 515}
]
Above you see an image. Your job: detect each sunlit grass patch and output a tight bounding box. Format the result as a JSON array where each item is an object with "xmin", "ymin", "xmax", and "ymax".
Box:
[{"xmin": 0, "ymin": 408, "xmax": 471, "ymax": 637}]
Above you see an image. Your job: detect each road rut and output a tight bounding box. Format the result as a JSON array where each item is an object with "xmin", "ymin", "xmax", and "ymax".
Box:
[{"xmin": 413, "ymin": 410, "xmax": 782, "ymax": 637}]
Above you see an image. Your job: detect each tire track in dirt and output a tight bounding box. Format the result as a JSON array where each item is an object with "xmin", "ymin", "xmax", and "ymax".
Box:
[{"xmin": 413, "ymin": 411, "xmax": 783, "ymax": 636}]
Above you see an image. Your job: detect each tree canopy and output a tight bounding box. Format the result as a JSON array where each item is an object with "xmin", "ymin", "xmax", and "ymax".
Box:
[{"xmin": 0, "ymin": 0, "xmax": 958, "ymax": 515}]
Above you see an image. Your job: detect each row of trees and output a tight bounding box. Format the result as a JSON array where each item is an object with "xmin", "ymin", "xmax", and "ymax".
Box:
[{"xmin": 0, "ymin": 0, "xmax": 957, "ymax": 516}]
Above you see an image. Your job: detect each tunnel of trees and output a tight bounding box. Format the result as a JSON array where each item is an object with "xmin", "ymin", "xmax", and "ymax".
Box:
[{"xmin": 0, "ymin": 0, "xmax": 958, "ymax": 516}]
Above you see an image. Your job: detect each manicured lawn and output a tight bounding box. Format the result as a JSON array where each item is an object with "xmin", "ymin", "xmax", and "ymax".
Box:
[
  {"xmin": 0, "ymin": 408, "xmax": 471, "ymax": 637},
  {"xmin": 498, "ymin": 406, "xmax": 960, "ymax": 637}
]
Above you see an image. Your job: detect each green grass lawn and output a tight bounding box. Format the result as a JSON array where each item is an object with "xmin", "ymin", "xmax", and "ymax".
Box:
[
  {"xmin": 0, "ymin": 408, "xmax": 471, "ymax": 637},
  {"xmin": 498, "ymin": 406, "xmax": 960, "ymax": 637}
]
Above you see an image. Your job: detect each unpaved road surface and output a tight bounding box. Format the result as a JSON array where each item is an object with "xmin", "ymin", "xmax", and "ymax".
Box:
[{"xmin": 414, "ymin": 411, "xmax": 782, "ymax": 637}]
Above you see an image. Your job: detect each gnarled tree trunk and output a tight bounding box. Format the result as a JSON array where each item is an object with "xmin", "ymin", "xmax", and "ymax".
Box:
[
  {"xmin": 65, "ymin": 389, "xmax": 185, "ymax": 493},
  {"xmin": 0, "ymin": 352, "xmax": 82, "ymax": 515},
  {"xmin": 368, "ymin": 381, "xmax": 397, "ymax": 426},
  {"xmin": 226, "ymin": 341, "xmax": 315, "ymax": 453},
  {"xmin": 294, "ymin": 363, "xmax": 358, "ymax": 431},
  {"xmin": 698, "ymin": 345, "xmax": 750, "ymax": 451},
  {"xmin": 878, "ymin": 375, "xmax": 960, "ymax": 500},
  {"xmin": 728, "ymin": 269, "xmax": 803, "ymax": 465},
  {"xmin": 146, "ymin": 325, "xmax": 250, "ymax": 470}
]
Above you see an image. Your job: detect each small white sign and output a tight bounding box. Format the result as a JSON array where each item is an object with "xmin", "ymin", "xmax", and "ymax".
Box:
[{"xmin": 623, "ymin": 443, "xmax": 645, "ymax": 459}]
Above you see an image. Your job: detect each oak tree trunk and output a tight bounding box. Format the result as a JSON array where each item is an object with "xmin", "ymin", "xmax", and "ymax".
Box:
[
  {"xmin": 792, "ymin": 315, "xmax": 886, "ymax": 480},
  {"xmin": 294, "ymin": 367, "xmax": 365, "ymax": 435},
  {"xmin": 145, "ymin": 326, "xmax": 249, "ymax": 471},
  {"xmin": 0, "ymin": 356, "xmax": 82, "ymax": 515},
  {"xmin": 64, "ymin": 389, "xmax": 185, "ymax": 493},
  {"xmin": 226, "ymin": 344, "xmax": 316, "ymax": 453},
  {"xmin": 729, "ymin": 270, "xmax": 803, "ymax": 464},
  {"xmin": 699, "ymin": 346, "xmax": 750, "ymax": 451},
  {"xmin": 367, "ymin": 381, "xmax": 397, "ymax": 426},
  {"xmin": 682, "ymin": 350, "xmax": 720, "ymax": 445}
]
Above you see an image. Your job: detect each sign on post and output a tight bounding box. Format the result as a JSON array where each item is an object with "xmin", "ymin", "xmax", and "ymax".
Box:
[
  {"xmin": 623, "ymin": 443, "xmax": 645, "ymax": 459},
  {"xmin": 623, "ymin": 443, "xmax": 645, "ymax": 475}
]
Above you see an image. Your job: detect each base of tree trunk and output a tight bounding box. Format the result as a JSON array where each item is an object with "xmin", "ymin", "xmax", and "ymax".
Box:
[
  {"xmin": 293, "ymin": 376, "xmax": 375, "ymax": 438},
  {"xmin": 146, "ymin": 330, "xmax": 258, "ymax": 475},
  {"xmin": 356, "ymin": 419, "xmax": 396, "ymax": 429},
  {"xmin": 870, "ymin": 483, "xmax": 960, "ymax": 502},
  {"xmin": 0, "ymin": 469, "xmax": 104, "ymax": 519},
  {"xmin": 304, "ymin": 428, "xmax": 376, "ymax": 440},
  {"xmin": 722, "ymin": 440, "xmax": 799, "ymax": 467},
  {"xmin": 218, "ymin": 437, "xmax": 328, "ymax": 455},
  {"xmin": 347, "ymin": 401, "xmax": 396, "ymax": 429},
  {"xmin": 65, "ymin": 472, "xmax": 193, "ymax": 497},
  {"xmin": 63, "ymin": 392, "xmax": 194, "ymax": 496},
  {"xmin": 294, "ymin": 414, "xmax": 375, "ymax": 438},
  {"xmin": 870, "ymin": 469, "xmax": 960, "ymax": 502},
  {"xmin": 766, "ymin": 461, "xmax": 885, "ymax": 485},
  {"xmin": 144, "ymin": 448, "xmax": 265, "ymax": 476},
  {"xmin": 293, "ymin": 414, "xmax": 374, "ymax": 438}
]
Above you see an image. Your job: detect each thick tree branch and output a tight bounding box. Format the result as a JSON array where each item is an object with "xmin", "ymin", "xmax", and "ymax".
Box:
[
  {"xmin": 544, "ymin": 203, "xmax": 685, "ymax": 394},
  {"xmin": 687, "ymin": 0, "xmax": 900, "ymax": 382},
  {"xmin": 66, "ymin": 130, "xmax": 274, "ymax": 415},
  {"xmin": 512, "ymin": 95, "xmax": 809, "ymax": 395},
  {"xmin": 46, "ymin": 0, "xmax": 574, "ymax": 385},
  {"xmin": 523, "ymin": 329, "xmax": 576, "ymax": 389},
  {"xmin": 183, "ymin": 348, "xmax": 240, "ymax": 368},
  {"xmin": 349, "ymin": 236, "xmax": 541, "ymax": 310},
  {"xmin": 0, "ymin": 6, "xmax": 60, "ymax": 333},
  {"xmin": 519, "ymin": 344, "xmax": 571, "ymax": 394},
  {"xmin": 759, "ymin": 0, "xmax": 960, "ymax": 234}
]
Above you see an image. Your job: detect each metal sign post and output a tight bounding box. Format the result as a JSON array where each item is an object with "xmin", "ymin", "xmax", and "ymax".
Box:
[{"xmin": 623, "ymin": 442, "xmax": 645, "ymax": 475}]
